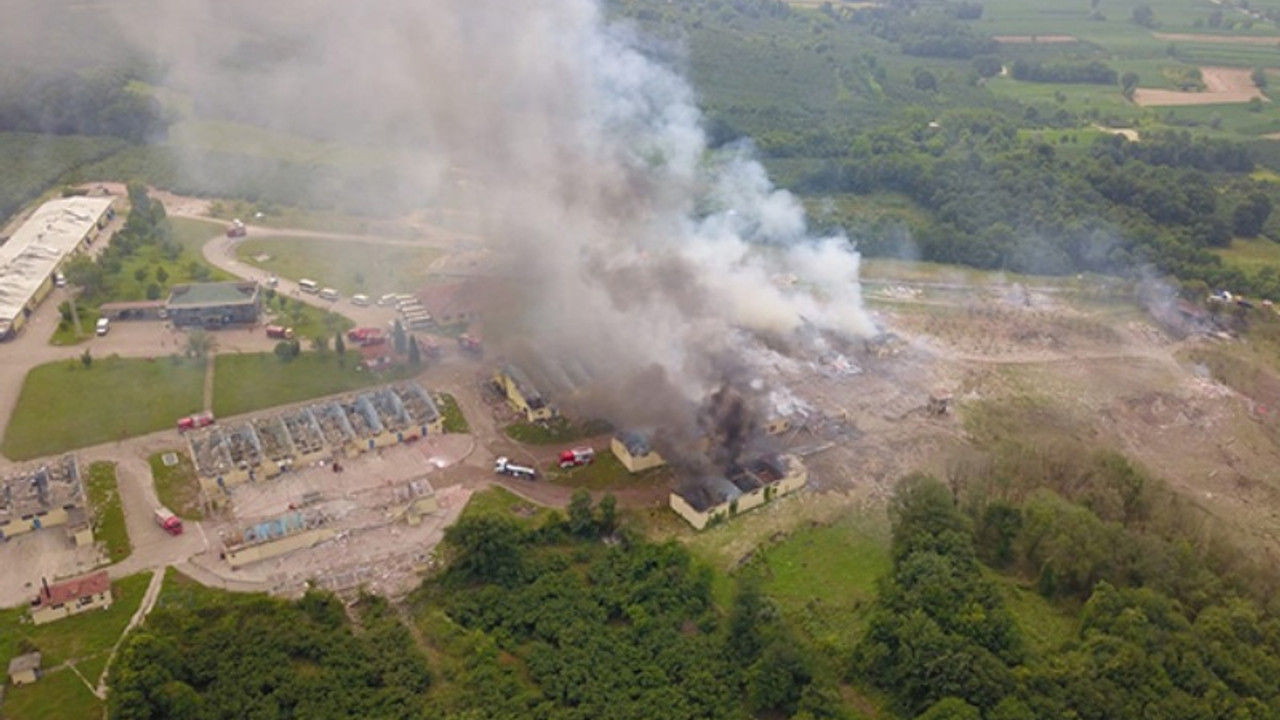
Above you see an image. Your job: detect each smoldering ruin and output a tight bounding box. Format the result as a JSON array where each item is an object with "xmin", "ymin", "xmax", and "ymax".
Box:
[{"xmin": 111, "ymin": 0, "xmax": 878, "ymax": 482}]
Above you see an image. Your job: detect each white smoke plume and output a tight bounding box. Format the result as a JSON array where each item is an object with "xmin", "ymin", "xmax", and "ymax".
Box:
[{"xmin": 111, "ymin": 0, "xmax": 876, "ymax": 465}]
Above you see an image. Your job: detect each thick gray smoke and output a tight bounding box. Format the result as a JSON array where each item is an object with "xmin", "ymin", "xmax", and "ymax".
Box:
[{"xmin": 113, "ymin": 0, "xmax": 876, "ymax": 468}]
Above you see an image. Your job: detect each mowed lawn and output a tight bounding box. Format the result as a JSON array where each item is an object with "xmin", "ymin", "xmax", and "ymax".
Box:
[
  {"xmin": 2, "ymin": 357, "xmax": 205, "ymax": 460},
  {"xmin": 236, "ymin": 236, "xmax": 443, "ymax": 296},
  {"xmin": 212, "ymin": 352, "xmax": 414, "ymax": 417}
]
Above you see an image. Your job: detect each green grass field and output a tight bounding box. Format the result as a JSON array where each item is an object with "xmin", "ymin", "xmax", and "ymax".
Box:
[
  {"xmin": 154, "ymin": 566, "xmax": 261, "ymax": 612},
  {"xmin": 436, "ymin": 393, "xmax": 470, "ymax": 433},
  {"xmin": 543, "ymin": 450, "xmax": 673, "ymax": 491},
  {"xmin": 169, "ymin": 216, "xmax": 229, "ymax": 254},
  {"xmin": 994, "ymin": 573, "xmax": 1080, "ymax": 657},
  {"xmin": 1215, "ymin": 235, "xmax": 1280, "ymax": 272},
  {"xmin": 0, "ymin": 572, "xmax": 152, "ymax": 720},
  {"xmin": 148, "ymin": 450, "xmax": 204, "ymax": 520},
  {"xmin": 459, "ymin": 486, "xmax": 559, "ymax": 527},
  {"xmin": 211, "ymin": 352, "xmax": 413, "ymax": 417},
  {"xmin": 167, "ymin": 119, "xmax": 399, "ymax": 169},
  {"xmin": 504, "ymin": 417, "xmax": 613, "ymax": 445},
  {"xmin": 235, "ymin": 236, "xmax": 443, "ymax": 296},
  {"xmin": 750, "ymin": 516, "xmax": 892, "ymax": 656},
  {"xmin": 86, "ymin": 461, "xmax": 131, "ymax": 563},
  {"xmin": 0, "ymin": 662, "xmax": 103, "ymax": 720},
  {"xmin": 2, "ymin": 357, "xmax": 205, "ymax": 460}
]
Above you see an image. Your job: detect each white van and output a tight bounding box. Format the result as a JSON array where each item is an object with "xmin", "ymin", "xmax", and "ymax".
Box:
[
  {"xmin": 298, "ymin": 279, "xmax": 319, "ymax": 294},
  {"xmin": 319, "ymin": 287, "xmax": 340, "ymax": 302},
  {"xmin": 95, "ymin": 317, "xmax": 110, "ymax": 336},
  {"xmin": 351, "ymin": 293, "xmax": 371, "ymax": 307}
]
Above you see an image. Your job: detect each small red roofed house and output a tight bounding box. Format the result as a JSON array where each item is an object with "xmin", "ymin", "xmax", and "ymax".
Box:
[{"xmin": 29, "ymin": 570, "xmax": 112, "ymax": 625}]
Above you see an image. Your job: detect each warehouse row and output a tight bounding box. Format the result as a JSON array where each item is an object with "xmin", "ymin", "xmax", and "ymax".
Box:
[{"xmin": 189, "ymin": 382, "xmax": 443, "ymax": 495}]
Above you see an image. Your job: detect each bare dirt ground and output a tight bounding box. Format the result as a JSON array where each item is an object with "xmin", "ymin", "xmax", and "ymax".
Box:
[
  {"xmin": 1153, "ymin": 31, "xmax": 1280, "ymax": 46},
  {"xmin": 1133, "ymin": 66, "xmax": 1267, "ymax": 106},
  {"xmin": 1094, "ymin": 125, "xmax": 1141, "ymax": 141},
  {"xmin": 992, "ymin": 35, "xmax": 1078, "ymax": 44}
]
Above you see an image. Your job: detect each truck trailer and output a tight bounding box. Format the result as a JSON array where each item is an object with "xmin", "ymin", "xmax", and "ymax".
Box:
[{"xmin": 494, "ymin": 457, "xmax": 537, "ymax": 480}]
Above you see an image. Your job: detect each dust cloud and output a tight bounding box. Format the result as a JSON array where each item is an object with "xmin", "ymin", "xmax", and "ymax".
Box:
[{"xmin": 108, "ymin": 0, "xmax": 877, "ymax": 467}]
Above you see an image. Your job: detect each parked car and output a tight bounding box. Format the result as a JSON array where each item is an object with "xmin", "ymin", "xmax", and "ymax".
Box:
[
  {"xmin": 351, "ymin": 293, "xmax": 371, "ymax": 307},
  {"xmin": 265, "ymin": 325, "xmax": 294, "ymax": 339},
  {"xmin": 95, "ymin": 317, "xmax": 110, "ymax": 336},
  {"xmin": 377, "ymin": 293, "xmax": 398, "ymax": 307},
  {"xmin": 319, "ymin": 287, "xmax": 340, "ymax": 302},
  {"xmin": 54, "ymin": 272, "xmax": 67, "ymax": 288}
]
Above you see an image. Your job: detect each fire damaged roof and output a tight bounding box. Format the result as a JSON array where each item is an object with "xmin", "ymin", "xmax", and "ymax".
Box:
[
  {"xmin": 34, "ymin": 570, "xmax": 109, "ymax": 608},
  {"xmin": 501, "ymin": 363, "xmax": 546, "ymax": 409},
  {"xmin": 615, "ymin": 430, "xmax": 656, "ymax": 457},
  {"xmin": 674, "ymin": 455, "xmax": 790, "ymax": 512}
]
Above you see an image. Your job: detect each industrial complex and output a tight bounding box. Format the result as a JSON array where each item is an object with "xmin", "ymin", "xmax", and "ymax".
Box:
[
  {"xmin": 0, "ymin": 196, "xmax": 115, "ymax": 338},
  {"xmin": 189, "ymin": 382, "xmax": 443, "ymax": 497},
  {"xmin": 0, "ymin": 455, "xmax": 91, "ymax": 546}
]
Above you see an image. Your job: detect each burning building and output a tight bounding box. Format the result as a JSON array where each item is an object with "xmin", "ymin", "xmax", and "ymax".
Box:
[
  {"xmin": 494, "ymin": 363, "xmax": 555, "ymax": 423},
  {"xmin": 611, "ymin": 431, "xmax": 666, "ymax": 474},
  {"xmin": 669, "ymin": 454, "xmax": 807, "ymax": 530}
]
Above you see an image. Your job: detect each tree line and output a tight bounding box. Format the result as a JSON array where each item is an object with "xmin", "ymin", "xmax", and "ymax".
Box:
[
  {"xmin": 797, "ymin": 114, "xmax": 1277, "ymax": 295},
  {"xmin": 0, "ymin": 68, "xmax": 168, "ymax": 143},
  {"xmin": 854, "ymin": 471, "xmax": 1280, "ymax": 719}
]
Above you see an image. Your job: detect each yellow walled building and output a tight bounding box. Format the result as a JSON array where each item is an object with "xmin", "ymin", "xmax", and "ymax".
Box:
[
  {"xmin": 29, "ymin": 571, "xmax": 113, "ymax": 625},
  {"xmin": 7, "ymin": 652, "xmax": 42, "ymax": 686},
  {"xmin": 494, "ymin": 364, "xmax": 555, "ymax": 422},
  {"xmin": 611, "ymin": 432, "xmax": 667, "ymax": 473},
  {"xmin": 669, "ymin": 455, "xmax": 807, "ymax": 531}
]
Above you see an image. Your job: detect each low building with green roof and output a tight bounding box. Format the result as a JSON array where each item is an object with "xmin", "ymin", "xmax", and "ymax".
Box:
[{"xmin": 166, "ymin": 282, "xmax": 261, "ymax": 328}]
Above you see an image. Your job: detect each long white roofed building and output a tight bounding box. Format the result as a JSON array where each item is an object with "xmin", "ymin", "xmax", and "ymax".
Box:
[{"xmin": 0, "ymin": 196, "xmax": 116, "ymax": 338}]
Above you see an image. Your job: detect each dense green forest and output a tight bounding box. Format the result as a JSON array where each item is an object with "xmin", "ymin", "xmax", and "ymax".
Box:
[{"xmin": 0, "ymin": 68, "xmax": 168, "ymax": 143}]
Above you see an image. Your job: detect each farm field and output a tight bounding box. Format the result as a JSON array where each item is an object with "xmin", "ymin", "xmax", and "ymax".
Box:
[{"xmin": 1133, "ymin": 66, "xmax": 1267, "ymax": 105}]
